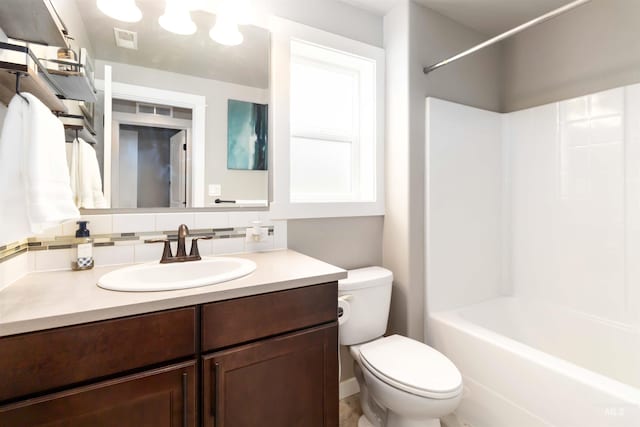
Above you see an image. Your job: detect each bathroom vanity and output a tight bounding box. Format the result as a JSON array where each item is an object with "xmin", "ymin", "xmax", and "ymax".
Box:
[{"xmin": 0, "ymin": 250, "xmax": 345, "ymax": 427}]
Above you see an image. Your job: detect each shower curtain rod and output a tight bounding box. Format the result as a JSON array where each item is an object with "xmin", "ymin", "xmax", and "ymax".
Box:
[{"xmin": 423, "ymin": 0, "xmax": 592, "ymax": 75}]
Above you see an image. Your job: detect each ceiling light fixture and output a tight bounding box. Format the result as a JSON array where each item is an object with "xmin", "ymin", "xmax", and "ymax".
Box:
[
  {"xmin": 159, "ymin": 0, "xmax": 197, "ymax": 35},
  {"xmin": 217, "ymin": 0, "xmax": 251, "ymax": 25},
  {"xmin": 96, "ymin": 0, "xmax": 142, "ymax": 23},
  {"xmin": 209, "ymin": 17, "xmax": 243, "ymax": 46}
]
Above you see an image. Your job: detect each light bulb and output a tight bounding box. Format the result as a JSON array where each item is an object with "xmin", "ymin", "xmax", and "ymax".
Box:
[
  {"xmin": 97, "ymin": 0, "xmax": 142, "ymax": 23},
  {"xmin": 209, "ymin": 17, "xmax": 243, "ymax": 46},
  {"xmin": 159, "ymin": 0, "xmax": 197, "ymax": 35}
]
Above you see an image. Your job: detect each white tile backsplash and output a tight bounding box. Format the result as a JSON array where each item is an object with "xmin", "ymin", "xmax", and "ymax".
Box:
[
  {"xmin": 94, "ymin": 245, "xmax": 135, "ymax": 267},
  {"xmin": 1, "ymin": 211, "xmax": 286, "ymax": 282},
  {"xmin": 196, "ymin": 239, "xmax": 215, "ymax": 256},
  {"xmin": 245, "ymin": 235, "xmax": 275, "ymax": 253},
  {"xmin": 194, "ymin": 212, "xmax": 230, "ymax": 229},
  {"xmin": 134, "ymin": 243, "xmax": 162, "ymax": 263},
  {"xmin": 228, "ymin": 212, "xmax": 263, "ymax": 227},
  {"xmin": 82, "ymin": 215, "xmax": 113, "ymax": 235},
  {"xmin": 0, "ymin": 252, "xmax": 30, "ymax": 291},
  {"xmin": 113, "ymin": 214, "xmax": 156, "ymax": 233},
  {"xmin": 273, "ymin": 221, "xmax": 288, "ymax": 250},
  {"xmin": 213, "ymin": 237, "xmax": 245, "ymax": 255},
  {"xmin": 61, "ymin": 216, "xmax": 114, "ymax": 237},
  {"xmin": 35, "ymin": 249, "xmax": 72, "ymax": 271},
  {"xmin": 155, "ymin": 213, "xmax": 196, "ymax": 232}
]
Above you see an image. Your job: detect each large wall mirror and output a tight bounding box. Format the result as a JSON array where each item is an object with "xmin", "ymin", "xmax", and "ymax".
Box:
[{"xmin": 66, "ymin": 0, "xmax": 270, "ymax": 210}]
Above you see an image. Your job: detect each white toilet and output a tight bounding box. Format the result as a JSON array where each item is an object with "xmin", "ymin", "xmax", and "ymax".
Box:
[{"xmin": 338, "ymin": 267, "xmax": 462, "ymax": 427}]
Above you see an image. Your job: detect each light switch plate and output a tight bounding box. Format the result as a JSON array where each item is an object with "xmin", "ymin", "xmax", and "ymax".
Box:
[{"xmin": 208, "ymin": 184, "xmax": 222, "ymax": 197}]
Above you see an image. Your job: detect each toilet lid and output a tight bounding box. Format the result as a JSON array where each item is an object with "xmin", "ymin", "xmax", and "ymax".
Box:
[{"xmin": 358, "ymin": 335, "xmax": 462, "ymax": 399}]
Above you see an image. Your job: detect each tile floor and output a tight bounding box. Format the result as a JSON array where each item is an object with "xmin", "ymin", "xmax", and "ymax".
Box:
[
  {"xmin": 339, "ymin": 394, "xmax": 363, "ymax": 427},
  {"xmin": 339, "ymin": 394, "xmax": 470, "ymax": 427}
]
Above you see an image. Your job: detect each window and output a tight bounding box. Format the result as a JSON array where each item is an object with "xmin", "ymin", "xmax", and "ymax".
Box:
[{"xmin": 289, "ymin": 40, "xmax": 377, "ymax": 204}]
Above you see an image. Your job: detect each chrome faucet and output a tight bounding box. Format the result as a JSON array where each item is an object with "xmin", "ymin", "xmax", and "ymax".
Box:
[{"xmin": 150, "ymin": 224, "xmax": 212, "ymax": 264}]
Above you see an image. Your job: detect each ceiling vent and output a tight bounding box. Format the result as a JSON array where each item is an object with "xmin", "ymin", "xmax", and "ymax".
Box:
[{"xmin": 113, "ymin": 27, "xmax": 138, "ymax": 50}]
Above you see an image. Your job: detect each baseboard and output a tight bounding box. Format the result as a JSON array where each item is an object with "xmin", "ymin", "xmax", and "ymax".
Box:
[{"xmin": 339, "ymin": 377, "xmax": 360, "ymax": 400}]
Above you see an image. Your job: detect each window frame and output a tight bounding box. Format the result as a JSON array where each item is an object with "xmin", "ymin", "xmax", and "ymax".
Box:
[{"xmin": 270, "ymin": 17, "xmax": 385, "ymax": 219}]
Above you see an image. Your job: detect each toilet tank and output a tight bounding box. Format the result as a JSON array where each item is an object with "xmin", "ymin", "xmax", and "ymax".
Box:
[{"xmin": 338, "ymin": 266, "xmax": 393, "ymax": 346}]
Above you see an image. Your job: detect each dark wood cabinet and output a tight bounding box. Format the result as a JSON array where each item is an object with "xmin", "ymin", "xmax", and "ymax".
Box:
[
  {"xmin": 0, "ymin": 282, "xmax": 338, "ymax": 427},
  {"xmin": 0, "ymin": 307, "xmax": 196, "ymax": 402},
  {"xmin": 0, "ymin": 361, "xmax": 197, "ymax": 427},
  {"xmin": 201, "ymin": 283, "xmax": 337, "ymax": 351},
  {"xmin": 202, "ymin": 322, "xmax": 338, "ymax": 427}
]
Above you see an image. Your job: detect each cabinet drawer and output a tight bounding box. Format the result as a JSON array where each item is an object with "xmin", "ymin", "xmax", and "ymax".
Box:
[
  {"xmin": 201, "ymin": 282, "xmax": 337, "ymax": 352},
  {"xmin": 0, "ymin": 360, "xmax": 197, "ymax": 427},
  {"xmin": 0, "ymin": 307, "xmax": 196, "ymax": 402}
]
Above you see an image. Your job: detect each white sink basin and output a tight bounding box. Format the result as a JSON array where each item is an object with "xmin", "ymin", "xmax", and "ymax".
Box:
[{"xmin": 97, "ymin": 257, "xmax": 257, "ymax": 292}]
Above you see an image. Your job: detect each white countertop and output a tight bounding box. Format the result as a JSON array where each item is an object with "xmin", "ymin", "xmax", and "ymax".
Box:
[{"xmin": 0, "ymin": 250, "xmax": 347, "ymax": 337}]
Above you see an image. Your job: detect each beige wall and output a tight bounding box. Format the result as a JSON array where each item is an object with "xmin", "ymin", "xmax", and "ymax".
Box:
[
  {"xmin": 383, "ymin": 0, "xmax": 503, "ymax": 341},
  {"xmin": 287, "ymin": 216, "xmax": 383, "ymax": 270},
  {"xmin": 263, "ymin": 0, "xmax": 383, "ymax": 47},
  {"xmin": 502, "ymin": 0, "xmax": 640, "ymax": 112}
]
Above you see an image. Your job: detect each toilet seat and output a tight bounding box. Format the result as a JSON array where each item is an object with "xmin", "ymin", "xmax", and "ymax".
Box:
[{"xmin": 358, "ymin": 335, "xmax": 463, "ymax": 400}]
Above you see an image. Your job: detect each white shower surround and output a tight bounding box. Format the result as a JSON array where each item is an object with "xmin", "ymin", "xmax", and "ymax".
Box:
[{"xmin": 425, "ymin": 86, "xmax": 640, "ymax": 426}]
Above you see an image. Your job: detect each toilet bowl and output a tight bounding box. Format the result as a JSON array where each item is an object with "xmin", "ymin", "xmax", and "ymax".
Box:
[{"xmin": 339, "ymin": 267, "xmax": 462, "ymax": 427}]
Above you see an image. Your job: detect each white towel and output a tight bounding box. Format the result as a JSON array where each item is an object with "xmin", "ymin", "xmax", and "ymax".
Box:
[
  {"xmin": 74, "ymin": 137, "xmax": 107, "ymax": 209},
  {"xmin": 0, "ymin": 93, "xmax": 79, "ymax": 243},
  {"xmin": 67, "ymin": 138, "xmax": 79, "ymax": 206}
]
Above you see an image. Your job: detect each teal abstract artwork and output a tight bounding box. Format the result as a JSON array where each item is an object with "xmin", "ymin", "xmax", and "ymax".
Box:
[{"xmin": 227, "ymin": 99, "xmax": 268, "ymax": 170}]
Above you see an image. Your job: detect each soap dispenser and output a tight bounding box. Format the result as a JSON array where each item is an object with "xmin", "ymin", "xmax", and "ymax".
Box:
[{"xmin": 72, "ymin": 221, "xmax": 94, "ymax": 271}]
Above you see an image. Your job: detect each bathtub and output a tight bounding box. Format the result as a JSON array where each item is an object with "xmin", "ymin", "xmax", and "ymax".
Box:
[{"xmin": 428, "ymin": 297, "xmax": 640, "ymax": 427}]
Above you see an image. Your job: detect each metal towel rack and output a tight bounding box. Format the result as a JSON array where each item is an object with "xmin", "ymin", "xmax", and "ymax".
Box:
[{"xmin": 14, "ymin": 72, "xmax": 29, "ymax": 104}]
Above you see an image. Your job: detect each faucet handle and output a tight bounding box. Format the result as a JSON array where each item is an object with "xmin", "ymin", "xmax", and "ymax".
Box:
[
  {"xmin": 189, "ymin": 236, "xmax": 213, "ymax": 259},
  {"xmin": 147, "ymin": 238, "xmax": 173, "ymax": 263}
]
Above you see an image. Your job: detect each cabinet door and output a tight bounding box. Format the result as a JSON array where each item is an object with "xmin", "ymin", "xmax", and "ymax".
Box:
[
  {"xmin": 0, "ymin": 361, "xmax": 197, "ymax": 427},
  {"xmin": 203, "ymin": 322, "xmax": 338, "ymax": 427}
]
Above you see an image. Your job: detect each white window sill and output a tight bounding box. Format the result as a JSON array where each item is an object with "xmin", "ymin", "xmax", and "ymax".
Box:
[{"xmin": 268, "ymin": 201, "xmax": 384, "ymax": 220}]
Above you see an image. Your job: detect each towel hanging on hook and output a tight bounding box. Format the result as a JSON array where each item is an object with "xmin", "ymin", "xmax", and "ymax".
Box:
[{"xmin": 14, "ymin": 72, "xmax": 30, "ymax": 105}]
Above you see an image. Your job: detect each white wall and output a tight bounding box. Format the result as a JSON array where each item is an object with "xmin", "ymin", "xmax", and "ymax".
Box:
[
  {"xmin": 425, "ymin": 98, "xmax": 504, "ymax": 314},
  {"xmin": 96, "ymin": 60, "xmax": 269, "ymax": 204}
]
